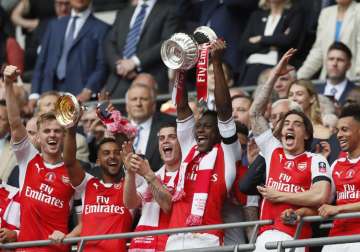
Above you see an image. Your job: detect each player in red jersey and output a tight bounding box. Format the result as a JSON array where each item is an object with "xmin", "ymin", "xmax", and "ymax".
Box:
[
  {"xmin": 163, "ymin": 39, "xmax": 242, "ymax": 250},
  {"xmin": 59, "ymin": 117, "xmax": 133, "ymax": 251},
  {"xmin": 121, "ymin": 122, "xmax": 181, "ymax": 252},
  {"xmin": 0, "ymin": 181, "xmax": 20, "ymax": 244},
  {"xmin": 317, "ymin": 104, "xmax": 360, "ymax": 252},
  {"xmin": 249, "ymin": 49, "xmax": 332, "ymax": 252},
  {"xmin": 3, "ymin": 65, "xmax": 76, "ymax": 252}
]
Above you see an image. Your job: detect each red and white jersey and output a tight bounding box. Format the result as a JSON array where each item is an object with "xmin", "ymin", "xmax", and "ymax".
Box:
[
  {"xmin": 255, "ymin": 129, "xmax": 332, "ymax": 239},
  {"xmin": 130, "ymin": 167, "xmax": 179, "ymax": 251},
  {"xmin": 330, "ymin": 155, "xmax": 360, "ymax": 236},
  {"xmin": 168, "ymin": 115, "xmax": 241, "ymax": 239},
  {"xmin": 0, "ymin": 182, "xmax": 20, "ymax": 230},
  {"xmin": 13, "ymin": 137, "xmax": 75, "ymax": 252},
  {"xmin": 76, "ymin": 174, "xmax": 133, "ymax": 252}
]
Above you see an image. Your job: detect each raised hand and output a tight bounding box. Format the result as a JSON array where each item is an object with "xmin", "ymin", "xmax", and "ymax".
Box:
[
  {"xmin": 3, "ymin": 65, "xmax": 20, "ymax": 85},
  {"xmin": 209, "ymin": 39, "xmax": 226, "ymax": 63},
  {"xmin": 273, "ymin": 48, "xmax": 297, "ymax": 77},
  {"xmin": 120, "ymin": 141, "xmax": 134, "ymax": 171}
]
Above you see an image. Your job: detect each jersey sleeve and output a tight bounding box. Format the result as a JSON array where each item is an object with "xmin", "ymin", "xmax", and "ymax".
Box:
[
  {"xmin": 254, "ymin": 129, "xmax": 281, "ymax": 178},
  {"xmin": 12, "ymin": 137, "xmax": 39, "ymax": 191},
  {"xmin": 219, "ymin": 117, "xmax": 242, "ymax": 192},
  {"xmin": 310, "ymin": 154, "xmax": 332, "ymax": 183},
  {"xmin": 177, "ymin": 115, "xmax": 196, "ymax": 162}
]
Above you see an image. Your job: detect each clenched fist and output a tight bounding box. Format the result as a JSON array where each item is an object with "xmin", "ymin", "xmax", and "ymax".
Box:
[{"xmin": 3, "ymin": 65, "xmax": 20, "ymax": 85}]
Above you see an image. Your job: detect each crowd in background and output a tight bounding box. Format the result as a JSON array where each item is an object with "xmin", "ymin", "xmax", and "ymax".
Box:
[{"xmin": 0, "ymin": 0, "xmax": 360, "ymax": 251}]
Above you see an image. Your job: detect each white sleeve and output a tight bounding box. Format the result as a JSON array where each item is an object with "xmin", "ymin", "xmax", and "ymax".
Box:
[
  {"xmin": 74, "ymin": 173, "xmax": 93, "ymax": 194},
  {"xmin": 310, "ymin": 153, "xmax": 332, "ymax": 182},
  {"xmin": 255, "ymin": 129, "xmax": 281, "ymax": 178},
  {"xmin": 177, "ymin": 115, "xmax": 196, "ymax": 161},
  {"xmin": 219, "ymin": 117, "xmax": 241, "ymax": 192},
  {"xmin": 12, "ymin": 137, "xmax": 38, "ymax": 191},
  {"xmin": 4, "ymin": 200, "xmax": 20, "ymax": 229}
]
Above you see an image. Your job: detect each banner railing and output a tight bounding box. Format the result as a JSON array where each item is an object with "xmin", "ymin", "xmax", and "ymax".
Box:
[
  {"xmin": 265, "ymin": 212, "xmax": 360, "ymax": 252},
  {"xmin": 0, "ymin": 220, "xmax": 273, "ymax": 251}
]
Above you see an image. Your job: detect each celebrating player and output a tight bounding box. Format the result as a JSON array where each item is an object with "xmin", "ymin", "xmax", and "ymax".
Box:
[
  {"xmin": 164, "ymin": 39, "xmax": 242, "ymax": 249},
  {"xmin": 4, "ymin": 65, "xmax": 76, "ymax": 252},
  {"xmin": 249, "ymin": 49, "xmax": 332, "ymax": 252}
]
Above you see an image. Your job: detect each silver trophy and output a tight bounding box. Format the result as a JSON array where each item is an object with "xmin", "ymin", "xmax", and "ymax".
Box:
[{"xmin": 161, "ymin": 26, "xmax": 217, "ymax": 70}]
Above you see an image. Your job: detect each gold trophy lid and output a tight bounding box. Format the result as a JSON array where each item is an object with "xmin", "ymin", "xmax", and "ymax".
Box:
[{"xmin": 54, "ymin": 92, "xmax": 82, "ymax": 128}]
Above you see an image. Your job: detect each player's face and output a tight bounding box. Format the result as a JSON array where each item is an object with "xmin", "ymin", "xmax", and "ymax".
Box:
[
  {"xmin": 288, "ymin": 84, "xmax": 314, "ymax": 114},
  {"xmin": 97, "ymin": 142, "xmax": 122, "ymax": 177},
  {"xmin": 336, "ymin": 117, "xmax": 360, "ymax": 153},
  {"xmin": 158, "ymin": 127, "xmax": 181, "ymax": 166},
  {"xmin": 195, "ymin": 114, "xmax": 220, "ymax": 153},
  {"xmin": 281, "ymin": 114, "xmax": 309, "ymax": 155},
  {"xmin": 38, "ymin": 119, "xmax": 64, "ymax": 156}
]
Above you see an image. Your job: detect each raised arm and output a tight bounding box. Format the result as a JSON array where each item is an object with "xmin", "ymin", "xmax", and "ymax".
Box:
[
  {"xmin": 211, "ymin": 39, "xmax": 232, "ymax": 122},
  {"xmin": 176, "ymin": 70, "xmax": 193, "ymax": 121},
  {"xmin": 249, "ymin": 48, "xmax": 296, "ymax": 136},
  {"xmin": 121, "ymin": 141, "xmax": 142, "ymax": 209},
  {"xmin": 3, "ymin": 65, "xmax": 27, "ymax": 143},
  {"xmin": 63, "ymin": 126, "xmax": 85, "ymax": 187}
]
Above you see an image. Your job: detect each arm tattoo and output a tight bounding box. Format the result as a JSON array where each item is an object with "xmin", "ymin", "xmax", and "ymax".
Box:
[
  {"xmin": 244, "ymin": 206, "xmax": 259, "ymax": 241},
  {"xmin": 249, "ymin": 72, "xmax": 278, "ymax": 136},
  {"xmin": 147, "ymin": 176, "xmax": 172, "ymax": 211}
]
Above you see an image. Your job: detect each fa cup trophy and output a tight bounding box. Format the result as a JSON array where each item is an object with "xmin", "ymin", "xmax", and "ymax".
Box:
[{"xmin": 161, "ymin": 26, "xmax": 217, "ymax": 105}]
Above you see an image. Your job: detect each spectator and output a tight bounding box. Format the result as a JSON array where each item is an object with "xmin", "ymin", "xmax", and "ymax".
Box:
[
  {"xmin": 122, "ymin": 122, "xmax": 181, "ymax": 251},
  {"xmin": 165, "ymin": 40, "xmax": 241, "ymax": 250},
  {"xmin": 0, "ymin": 100, "xmax": 17, "ymax": 182},
  {"xmin": 287, "ymin": 79, "xmax": 332, "ymax": 140},
  {"xmin": 57, "ymin": 124, "xmax": 133, "ymax": 251},
  {"xmin": 30, "ymin": 0, "xmax": 110, "ymax": 105},
  {"xmin": 125, "ymin": 74, "xmax": 175, "ymax": 171},
  {"xmin": 344, "ymin": 86, "xmax": 360, "ymax": 106},
  {"xmin": 231, "ymin": 94, "xmax": 252, "ymax": 128},
  {"xmin": 3, "ymin": 65, "xmax": 78, "ymax": 252},
  {"xmin": 177, "ymin": 0, "xmax": 259, "ymax": 77},
  {"xmin": 273, "ymin": 65, "xmax": 296, "ymax": 99},
  {"xmin": 239, "ymin": 0, "xmax": 304, "ymax": 86},
  {"xmin": 249, "ymin": 49, "xmax": 332, "ymax": 251},
  {"xmin": 315, "ymin": 42, "xmax": 357, "ymax": 105},
  {"xmin": 103, "ymin": 0, "xmax": 179, "ymax": 97},
  {"xmin": 297, "ymin": 0, "xmax": 360, "ymax": 80},
  {"xmin": 11, "ymin": 0, "xmax": 56, "ymax": 72},
  {"xmin": 79, "ymin": 106, "xmax": 98, "ymax": 163}
]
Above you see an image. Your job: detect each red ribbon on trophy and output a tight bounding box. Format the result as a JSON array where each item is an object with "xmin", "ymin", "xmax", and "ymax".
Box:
[{"xmin": 195, "ymin": 44, "xmax": 210, "ymax": 103}]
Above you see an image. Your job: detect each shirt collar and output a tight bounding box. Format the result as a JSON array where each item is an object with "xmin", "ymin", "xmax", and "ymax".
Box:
[
  {"xmin": 325, "ymin": 79, "xmax": 348, "ymax": 99},
  {"xmin": 71, "ymin": 7, "xmax": 91, "ymax": 20},
  {"xmin": 132, "ymin": 116, "xmax": 153, "ymax": 130},
  {"xmin": 138, "ymin": 0, "xmax": 157, "ymax": 9}
]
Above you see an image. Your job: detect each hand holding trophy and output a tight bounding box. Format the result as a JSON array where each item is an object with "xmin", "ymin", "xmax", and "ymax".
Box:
[{"xmin": 161, "ymin": 26, "xmax": 218, "ymax": 105}]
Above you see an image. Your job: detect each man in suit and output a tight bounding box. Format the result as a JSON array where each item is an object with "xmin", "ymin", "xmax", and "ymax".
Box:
[
  {"xmin": 103, "ymin": 0, "xmax": 179, "ymax": 98},
  {"xmin": 316, "ymin": 42, "xmax": 357, "ymax": 106},
  {"xmin": 30, "ymin": 0, "xmax": 110, "ymax": 106},
  {"xmin": 126, "ymin": 73, "xmax": 175, "ymax": 171}
]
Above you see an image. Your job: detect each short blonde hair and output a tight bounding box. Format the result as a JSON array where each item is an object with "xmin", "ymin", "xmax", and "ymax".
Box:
[{"xmin": 259, "ymin": 0, "xmax": 292, "ymax": 10}]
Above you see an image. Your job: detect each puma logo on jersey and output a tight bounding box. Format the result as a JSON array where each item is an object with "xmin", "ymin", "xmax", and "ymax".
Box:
[
  {"xmin": 334, "ymin": 171, "xmax": 343, "ymax": 178},
  {"xmin": 35, "ymin": 163, "xmax": 44, "ymax": 173},
  {"xmin": 93, "ymin": 183, "xmax": 99, "ymax": 190}
]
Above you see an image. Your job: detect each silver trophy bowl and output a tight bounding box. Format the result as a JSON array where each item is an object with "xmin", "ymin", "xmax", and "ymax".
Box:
[{"xmin": 161, "ymin": 33, "xmax": 199, "ymax": 70}]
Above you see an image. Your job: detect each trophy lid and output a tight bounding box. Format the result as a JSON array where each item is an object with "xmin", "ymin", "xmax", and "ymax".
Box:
[
  {"xmin": 54, "ymin": 92, "xmax": 82, "ymax": 128},
  {"xmin": 161, "ymin": 33, "xmax": 199, "ymax": 70},
  {"xmin": 193, "ymin": 26, "xmax": 217, "ymax": 44}
]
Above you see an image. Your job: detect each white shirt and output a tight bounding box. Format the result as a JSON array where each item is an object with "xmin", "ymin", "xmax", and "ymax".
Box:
[
  {"xmin": 67, "ymin": 8, "xmax": 92, "ymax": 40},
  {"xmin": 324, "ymin": 79, "xmax": 348, "ymax": 101},
  {"xmin": 132, "ymin": 117, "xmax": 153, "ymax": 155}
]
